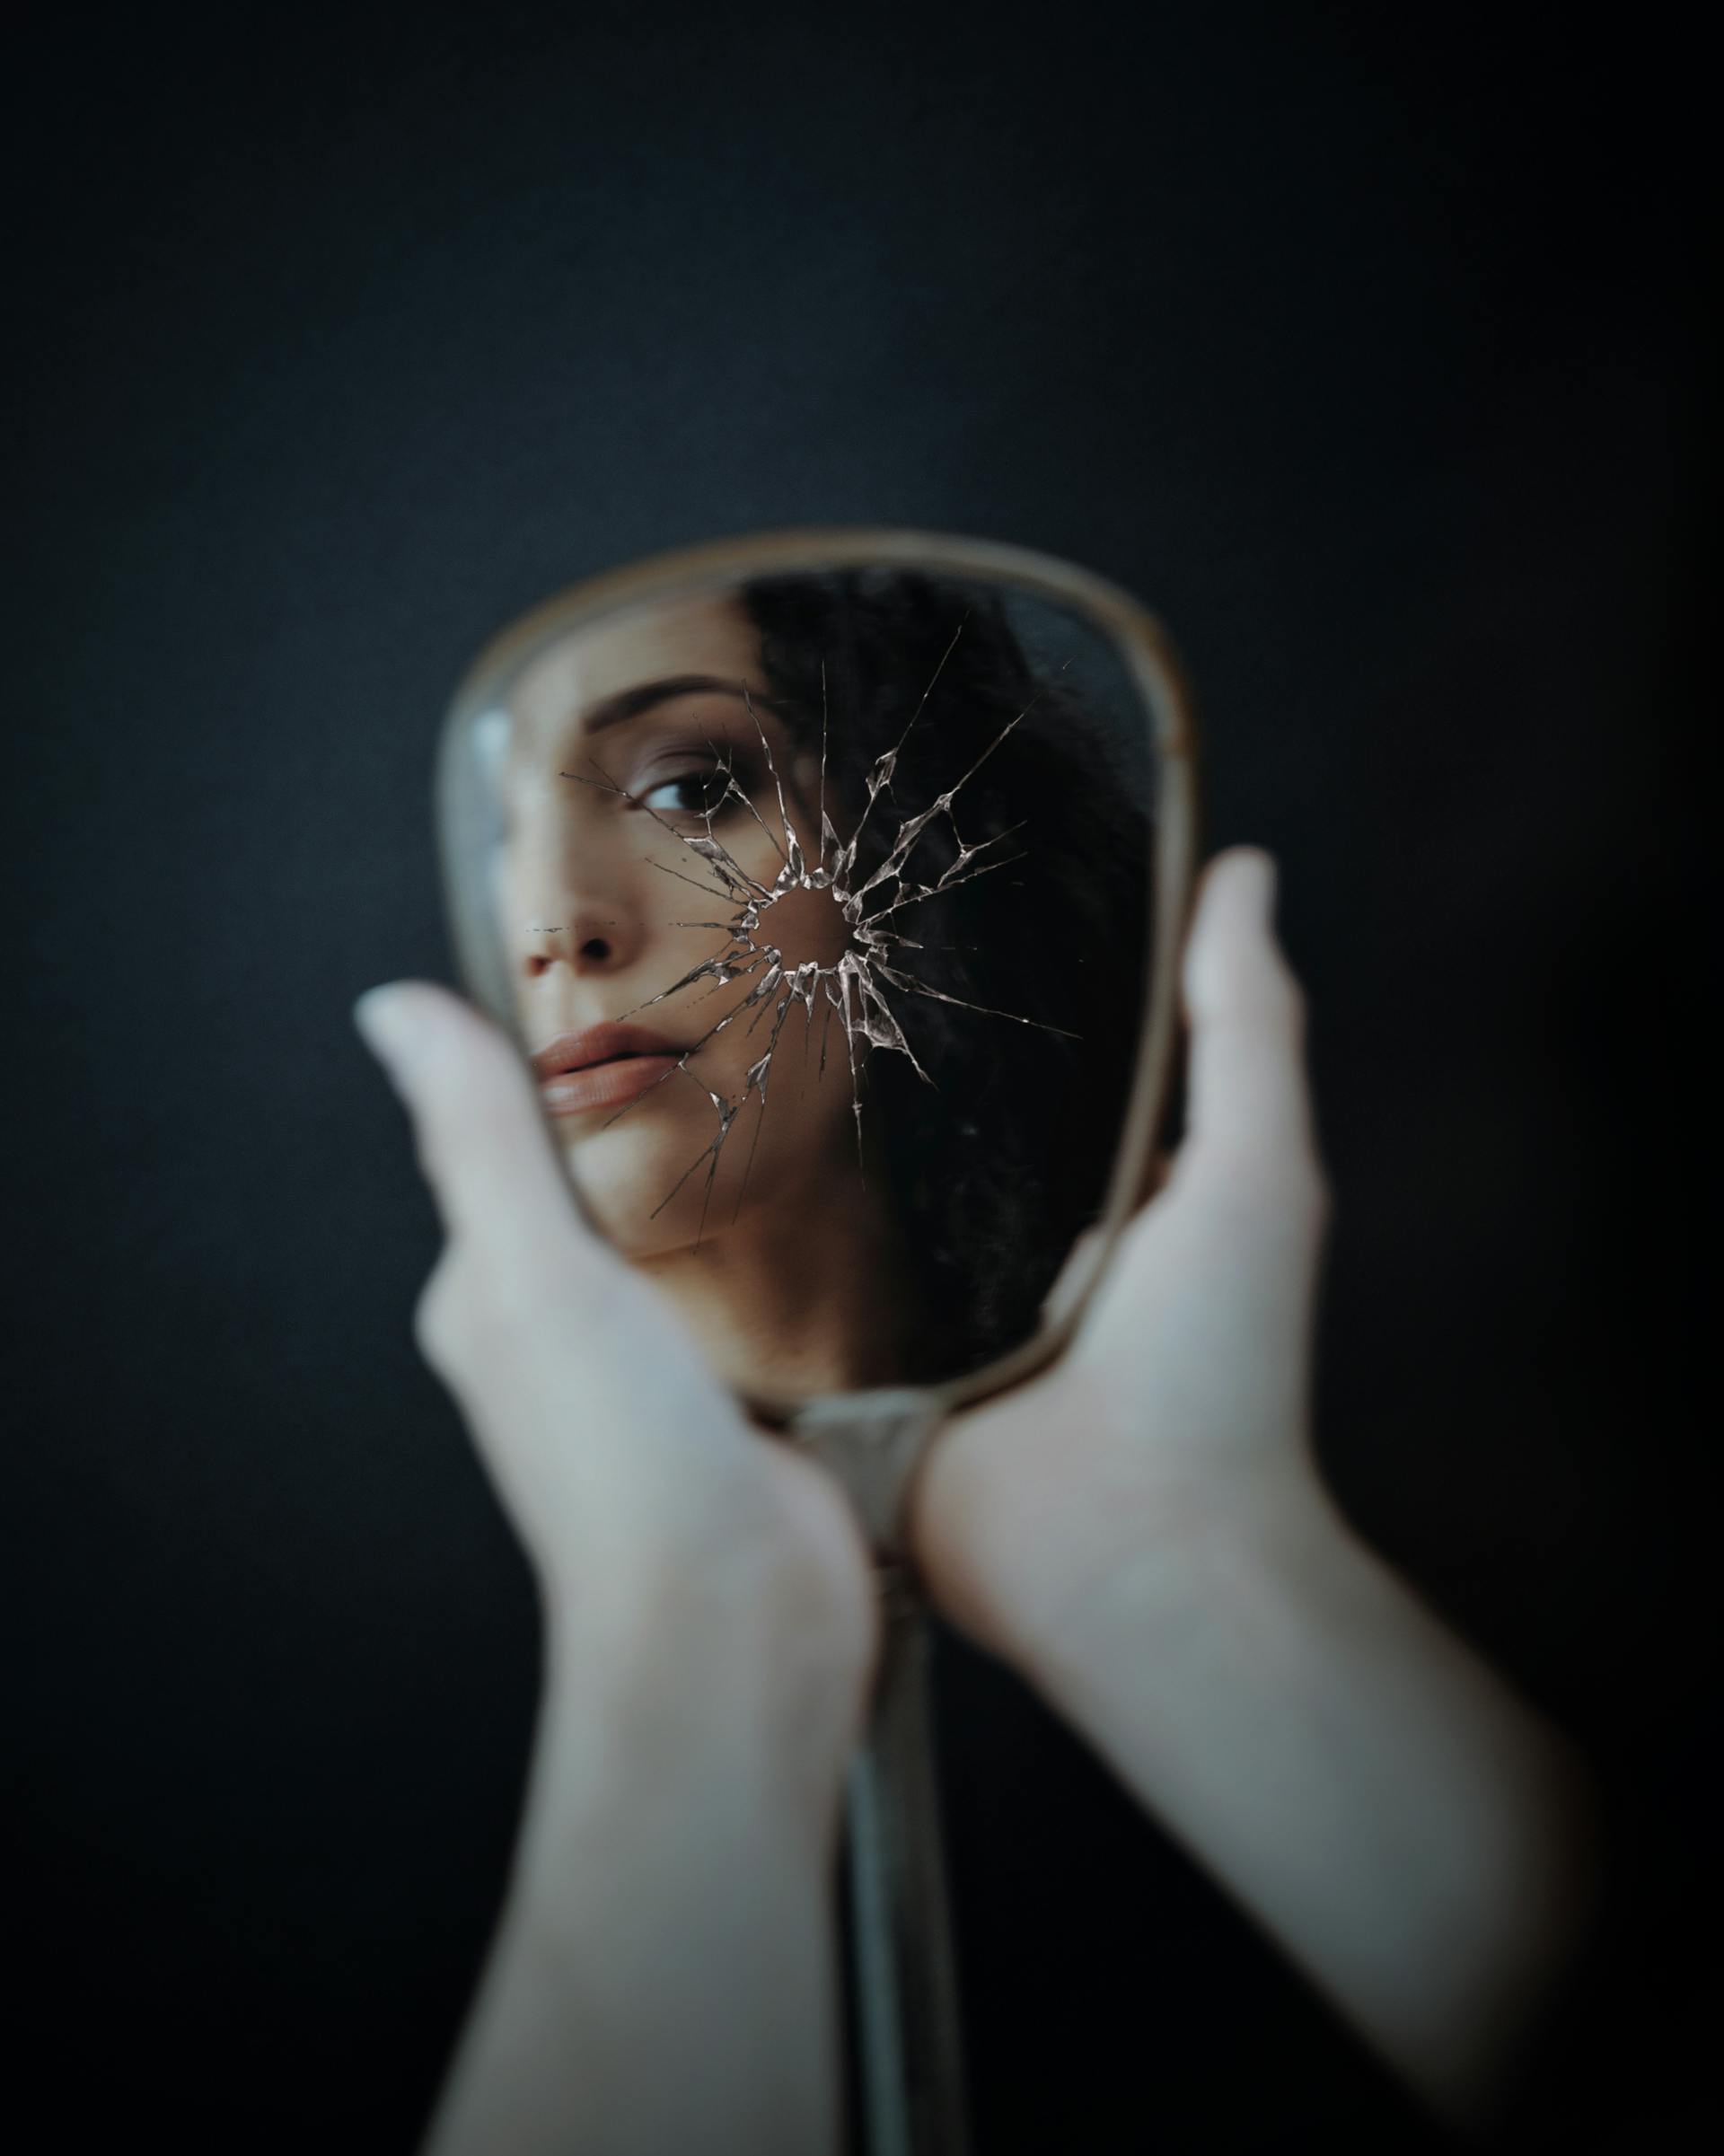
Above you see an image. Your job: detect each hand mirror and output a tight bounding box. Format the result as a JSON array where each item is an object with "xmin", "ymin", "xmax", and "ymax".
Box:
[{"xmin": 435, "ymin": 528, "xmax": 1199, "ymax": 2154}]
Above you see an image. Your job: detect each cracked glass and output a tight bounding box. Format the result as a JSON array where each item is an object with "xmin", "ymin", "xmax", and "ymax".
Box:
[{"xmin": 447, "ymin": 561, "xmax": 1162, "ymax": 1400}]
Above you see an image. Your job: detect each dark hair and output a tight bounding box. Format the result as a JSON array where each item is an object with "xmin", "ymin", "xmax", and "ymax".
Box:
[{"xmin": 741, "ymin": 569, "xmax": 1151, "ymax": 1380}]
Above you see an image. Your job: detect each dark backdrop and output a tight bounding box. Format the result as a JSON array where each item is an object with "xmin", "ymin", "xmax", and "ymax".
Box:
[{"xmin": 4, "ymin": 4, "xmax": 1707, "ymax": 2149}]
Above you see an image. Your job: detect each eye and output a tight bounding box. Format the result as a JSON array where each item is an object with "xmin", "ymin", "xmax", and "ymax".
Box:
[{"xmin": 638, "ymin": 762, "xmax": 736, "ymax": 818}]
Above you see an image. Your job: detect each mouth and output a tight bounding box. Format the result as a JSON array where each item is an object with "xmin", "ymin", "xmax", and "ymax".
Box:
[{"xmin": 532, "ymin": 1022, "xmax": 687, "ymax": 1117}]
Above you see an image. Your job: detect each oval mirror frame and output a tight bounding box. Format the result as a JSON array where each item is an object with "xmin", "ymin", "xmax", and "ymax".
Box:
[{"xmin": 435, "ymin": 526, "xmax": 1201, "ymax": 1436}]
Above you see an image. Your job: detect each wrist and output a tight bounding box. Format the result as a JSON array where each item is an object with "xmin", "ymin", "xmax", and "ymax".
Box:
[
  {"xmin": 443, "ymin": 1604, "xmax": 849, "ymax": 2156},
  {"xmin": 536, "ymin": 1558, "xmax": 871, "ymax": 1844},
  {"xmin": 1010, "ymin": 1453, "xmax": 1353, "ymax": 1707}
]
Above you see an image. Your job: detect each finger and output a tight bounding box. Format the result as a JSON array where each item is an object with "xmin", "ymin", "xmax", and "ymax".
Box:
[
  {"xmin": 354, "ymin": 980, "xmax": 591, "ymax": 1263},
  {"xmin": 1178, "ymin": 848, "xmax": 1322, "ymax": 1176}
]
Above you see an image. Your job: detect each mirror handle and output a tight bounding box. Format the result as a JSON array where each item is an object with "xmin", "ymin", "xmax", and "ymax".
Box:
[
  {"xmin": 845, "ymin": 1571, "xmax": 970, "ymax": 2156},
  {"xmin": 790, "ymin": 1396, "xmax": 969, "ymax": 2154}
]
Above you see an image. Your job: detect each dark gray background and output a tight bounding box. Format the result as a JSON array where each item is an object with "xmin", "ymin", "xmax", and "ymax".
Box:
[{"xmin": 4, "ymin": 3, "xmax": 1706, "ymax": 2148}]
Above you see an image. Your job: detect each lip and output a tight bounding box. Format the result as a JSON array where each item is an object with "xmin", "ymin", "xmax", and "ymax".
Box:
[
  {"xmin": 532, "ymin": 1023, "xmax": 685, "ymax": 1079},
  {"xmin": 532, "ymin": 1022, "xmax": 687, "ymax": 1117}
]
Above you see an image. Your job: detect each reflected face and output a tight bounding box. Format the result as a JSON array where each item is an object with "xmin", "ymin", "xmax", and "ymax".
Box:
[
  {"xmin": 497, "ymin": 593, "xmax": 861, "ymax": 1256},
  {"xmin": 451, "ymin": 555, "xmax": 1172, "ymax": 1395}
]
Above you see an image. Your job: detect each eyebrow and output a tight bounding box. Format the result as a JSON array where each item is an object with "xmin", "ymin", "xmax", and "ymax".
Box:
[{"xmin": 576, "ymin": 673, "xmax": 787, "ymax": 735}]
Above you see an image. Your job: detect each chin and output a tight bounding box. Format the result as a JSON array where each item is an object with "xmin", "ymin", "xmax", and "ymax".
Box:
[{"xmin": 559, "ymin": 1127, "xmax": 734, "ymax": 1256}]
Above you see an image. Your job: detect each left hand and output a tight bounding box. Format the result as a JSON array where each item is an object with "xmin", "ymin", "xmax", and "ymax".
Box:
[{"xmin": 355, "ymin": 980, "xmax": 877, "ymax": 1811}]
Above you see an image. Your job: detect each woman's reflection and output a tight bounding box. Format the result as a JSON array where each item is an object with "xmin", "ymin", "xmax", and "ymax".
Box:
[{"xmin": 493, "ymin": 571, "xmax": 1148, "ymax": 1396}]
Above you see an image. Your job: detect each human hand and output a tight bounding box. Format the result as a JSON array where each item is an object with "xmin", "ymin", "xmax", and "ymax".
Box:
[
  {"xmin": 354, "ymin": 981, "xmax": 876, "ymax": 1809},
  {"xmin": 910, "ymin": 845, "xmax": 1333, "ymax": 1679},
  {"xmin": 357, "ymin": 981, "xmax": 875, "ymax": 2155},
  {"xmin": 909, "ymin": 849, "xmax": 1595, "ymax": 2118}
]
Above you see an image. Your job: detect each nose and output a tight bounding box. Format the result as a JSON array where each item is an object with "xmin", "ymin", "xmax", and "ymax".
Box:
[
  {"xmin": 522, "ymin": 902, "xmax": 636, "ymax": 980},
  {"xmin": 506, "ymin": 804, "xmax": 649, "ymax": 983}
]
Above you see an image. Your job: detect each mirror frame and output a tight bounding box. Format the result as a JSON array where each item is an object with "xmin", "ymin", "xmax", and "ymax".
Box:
[{"xmin": 435, "ymin": 526, "xmax": 1201, "ymax": 1430}]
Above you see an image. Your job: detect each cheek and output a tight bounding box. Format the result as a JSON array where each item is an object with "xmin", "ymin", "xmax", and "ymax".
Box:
[{"xmin": 760, "ymin": 887, "xmax": 851, "ymax": 970}]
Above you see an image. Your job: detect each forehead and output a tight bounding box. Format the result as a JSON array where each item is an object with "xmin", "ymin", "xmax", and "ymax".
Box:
[{"xmin": 508, "ymin": 591, "xmax": 764, "ymax": 742}]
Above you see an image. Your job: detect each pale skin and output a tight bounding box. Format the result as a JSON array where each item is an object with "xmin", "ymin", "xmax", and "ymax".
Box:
[{"xmin": 355, "ymin": 847, "xmax": 1594, "ymax": 2154}]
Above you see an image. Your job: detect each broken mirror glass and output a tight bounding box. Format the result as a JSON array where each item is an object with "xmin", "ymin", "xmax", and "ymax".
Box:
[{"xmin": 437, "ymin": 538, "xmax": 1192, "ymax": 1412}]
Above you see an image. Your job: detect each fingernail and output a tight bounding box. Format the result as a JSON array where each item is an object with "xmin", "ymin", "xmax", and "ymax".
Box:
[{"xmin": 352, "ymin": 985, "xmax": 419, "ymax": 1072}]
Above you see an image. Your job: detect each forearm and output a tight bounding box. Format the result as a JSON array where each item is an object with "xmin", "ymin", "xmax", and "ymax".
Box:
[
  {"xmin": 1018, "ymin": 1474, "xmax": 1595, "ymax": 2125},
  {"xmin": 422, "ymin": 1619, "xmax": 848, "ymax": 2156}
]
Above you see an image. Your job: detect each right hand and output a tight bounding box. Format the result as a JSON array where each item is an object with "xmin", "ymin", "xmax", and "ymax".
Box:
[{"xmin": 910, "ymin": 846, "xmax": 1334, "ymax": 1679}]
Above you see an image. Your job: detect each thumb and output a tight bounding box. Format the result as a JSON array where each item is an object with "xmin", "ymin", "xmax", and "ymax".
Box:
[
  {"xmin": 353, "ymin": 981, "xmax": 593, "ymax": 1268},
  {"xmin": 1178, "ymin": 847, "xmax": 1323, "ymax": 1183}
]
